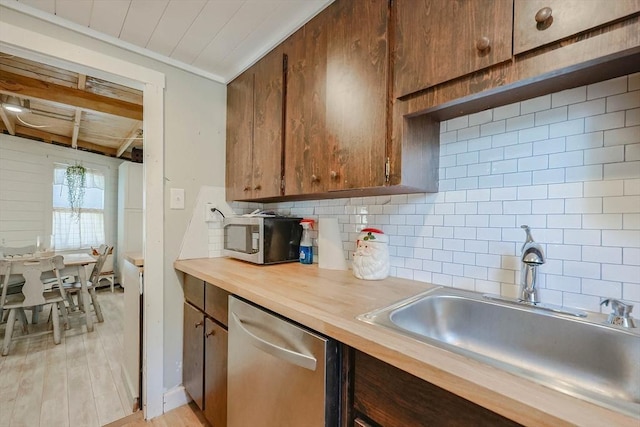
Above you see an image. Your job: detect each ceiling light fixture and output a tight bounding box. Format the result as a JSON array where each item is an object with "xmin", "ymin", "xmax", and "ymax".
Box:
[{"xmin": 2, "ymin": 95, "xmax": 30, "ymax": 114}]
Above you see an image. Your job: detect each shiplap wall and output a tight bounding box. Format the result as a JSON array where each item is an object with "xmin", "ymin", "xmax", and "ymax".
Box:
[
  {"xmin": 0, "ymin": 134, "xmax": 122, "ymax": 249},
  {"xmin": 217, "ymin": 73, "xmax": 640, "ymax": 316}
]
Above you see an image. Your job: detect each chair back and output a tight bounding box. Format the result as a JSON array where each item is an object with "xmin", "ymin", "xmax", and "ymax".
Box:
[
  {"xmin": 0, "ymin": 259, "xmax": 11, "ymax": 307},
  {"xmin": 2, "ymin": 256, "xmax": 64, "ymax": 307},
  {"xmin": 0, "ymin": 244, "xmax": 36, "ymax": 257},
  {"xmin": 89, "ymin": 245, "xmax": 111, "ymax": 284}
]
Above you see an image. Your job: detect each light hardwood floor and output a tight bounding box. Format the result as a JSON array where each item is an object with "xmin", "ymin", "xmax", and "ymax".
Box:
[
  {"xmin": 0, "ymin": 287, "xmax": 137, "ymax": 427},
  {"xmin": 103, "ymin": 402, "xmax": 208, "ymax": 427}
]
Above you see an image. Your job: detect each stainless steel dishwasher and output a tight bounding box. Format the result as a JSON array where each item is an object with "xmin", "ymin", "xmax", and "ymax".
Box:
[{"xmin": 227, "ymin": 296, "xmax": 340, "ymax": 426}]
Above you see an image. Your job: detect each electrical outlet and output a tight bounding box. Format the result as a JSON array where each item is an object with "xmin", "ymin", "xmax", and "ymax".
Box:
[{"xmin": 205, "ymin": 203, "xmax": 221, "ymax": 221}]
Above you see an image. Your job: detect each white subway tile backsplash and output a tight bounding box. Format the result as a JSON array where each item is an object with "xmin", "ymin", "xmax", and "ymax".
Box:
[
  {"xmin": 535, "ymin": 107, "xmax": 568, "ymax": 125},
  {"xmin": 603, "ymin": 161, "xmax": 640, "ymax": 180},
  {"xmin": 506, "ymin": 114, "xmax": 535, "ymax": 132},
  {"xmin": 493, "ymin": 103, "xmax": 521, "ymax": 120},
  {"xmin": 567, "ymin": 98, "xmax": 606, "ymax": 120},
  {"xmin": 251, "ymin": 75, "xmax": 640, "ymax": 315},
  {"xmin": 566, "ymin": 131, "xmax": 603, "ymax": 151},
  {"xmin": 587, "ymin": 76, "xmax": 627, "ymax": 100},
  {"xmin": 565, "ymin": 165, "xmax": 603, "ymax": 182},
  {"xmin": 606, "ymin": 91, "xmax": 640, "ymax": 112},
  {"xmin": 522, "ymin": 94, "xmax": 551, "ymax": 114},
  {"xmin": 603, "ymin": 126, "xmax": 640, "ymax": 146},
  {"xmin": 583, "ymin": 146, "xmax": 624, "ymax": 165},
  {"xmin": 627, "ymin": 108, "xmax": 640, "ymax": 126},
  {"xmin": 550, "ymin": 118, "xmax": 585, "ymax": 137},
  {"xmin": 585, "ymin": 111, "xmax": 626, "ymax": 133},
  {"xmin": 552, "ymin": 86, "xmax": 587, "ymax": 107}
]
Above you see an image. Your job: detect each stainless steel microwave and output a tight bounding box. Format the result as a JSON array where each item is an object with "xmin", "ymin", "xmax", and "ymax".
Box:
[{"xmin": 223, "ymin": 216, "xmax": 303, "ymax": 264}]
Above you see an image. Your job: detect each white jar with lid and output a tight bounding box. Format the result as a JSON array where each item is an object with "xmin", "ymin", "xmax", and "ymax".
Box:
[{"xmin": 352, "ymin": 228, "xmax": 389, "ymax": 280}]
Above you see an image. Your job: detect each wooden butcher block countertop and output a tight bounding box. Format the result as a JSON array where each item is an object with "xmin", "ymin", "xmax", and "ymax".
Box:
[{"xmin": 174, "ymin": 257, "xmax": 638, "ymax": 427}]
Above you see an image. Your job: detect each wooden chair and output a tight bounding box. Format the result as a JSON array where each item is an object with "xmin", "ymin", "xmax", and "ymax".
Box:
[
  {"xmin": 1, "ymin": 256, "xmax": 68, "ymax": 356},
  {"xmin": 63, "ymin": 245, "xmax": 109, "ymax": 323},
  {"xmin": 0, "ymin": 244, "xmax": 36, "ymax": 258}
]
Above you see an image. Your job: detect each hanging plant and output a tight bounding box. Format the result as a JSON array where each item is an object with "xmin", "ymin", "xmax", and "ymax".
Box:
[{"xmin": 66, "ymin": 163, "xmax": 86, "ymax": 220}]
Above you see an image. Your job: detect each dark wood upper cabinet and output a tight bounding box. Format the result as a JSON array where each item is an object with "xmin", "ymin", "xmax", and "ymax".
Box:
[
  {"xmin": 284, "ymin": 0, "xmax": 389, "ymax": 196},
  {"xmin": 393, "ymin": 0, "xmax": 514, "ymax": 99},
  {"xmin": 514, "ymin": 0, "xmax": 640, "ymax": 55},
  {"xmin": 225, "ymin": 70, "xmax": 254, "ymax": 201},
  {"xmin": 283, "ymin": 10, "xmax": 330, "ymax": 195},
  {"xmin": 226, "ymin": 47, "xmax": 284, "ymax": 201}
]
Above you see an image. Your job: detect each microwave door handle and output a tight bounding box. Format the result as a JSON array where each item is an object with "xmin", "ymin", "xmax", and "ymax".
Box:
[{"xmin": 230, "ymin": 312, "xmax": 317, "ymax": 371}]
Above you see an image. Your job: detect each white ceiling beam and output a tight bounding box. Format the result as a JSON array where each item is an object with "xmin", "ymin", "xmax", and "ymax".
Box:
[{"xmin": 71, "ymin": 74, "xmax": 87, "ymax": 149}]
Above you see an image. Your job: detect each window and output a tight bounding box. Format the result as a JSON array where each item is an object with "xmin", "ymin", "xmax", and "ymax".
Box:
[{"xmin": 52, "ymin": 164, "xmax": 105, "ymax": 250}]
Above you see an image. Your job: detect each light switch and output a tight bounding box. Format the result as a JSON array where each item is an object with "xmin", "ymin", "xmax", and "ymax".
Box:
[{"xmin": 170, "ymin": 188, "xmax": 185, "ymax": 209}]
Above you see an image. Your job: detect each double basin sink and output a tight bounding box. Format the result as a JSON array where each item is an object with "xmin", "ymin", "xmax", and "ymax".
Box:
[{"xmin": 358, "ymin": 287, "xmax": 640, "ymax": 417}]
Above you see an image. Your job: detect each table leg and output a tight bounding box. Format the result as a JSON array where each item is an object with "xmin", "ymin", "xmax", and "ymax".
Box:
[{"xmin": 77, "ymin": 266, "xmax": 94, "ymax": 332}]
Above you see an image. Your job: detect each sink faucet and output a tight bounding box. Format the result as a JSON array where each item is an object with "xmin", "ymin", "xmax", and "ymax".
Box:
[
  {"xmin": 519, "ymin": 225, "xmax": 545, "ymax": 304},
  {"xmin": 600, "ymin": 299, "xmax": 636, "ymax": 328}
]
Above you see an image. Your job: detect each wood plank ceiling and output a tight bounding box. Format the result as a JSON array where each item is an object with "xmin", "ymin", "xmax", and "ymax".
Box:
[{"xmin": 0, "ymin": 52, "xmax": 143, "ymax": 159}]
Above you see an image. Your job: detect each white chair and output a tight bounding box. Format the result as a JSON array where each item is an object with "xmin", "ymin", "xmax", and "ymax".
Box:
[
  {"xmin": 1, "ymin": 256, "xmax": 68, "ymax": 356},
  {"xmin": 63, "ymin": 245, "xmax": 108, "ymax": 323}
]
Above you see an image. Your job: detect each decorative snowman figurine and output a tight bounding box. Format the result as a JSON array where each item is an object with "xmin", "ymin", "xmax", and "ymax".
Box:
[{"xmin": 352, "ymin": 228, "xmax": 389, "ymax": 280}]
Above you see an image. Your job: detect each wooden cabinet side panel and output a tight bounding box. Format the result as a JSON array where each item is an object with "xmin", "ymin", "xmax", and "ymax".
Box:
[
  {"xmin": 226, "ymin": 71, "xmax": 254, "ymax": 201},
  {"xmin": 204, "ymin": 282, "xmax": 230, "ymax": 327},
  {"xmin": 353, "ymin": 351, "xmax": 520, "ymax": 427},
  {"xmin": 394, "ymin": 0, "xmax": 513, "ymax": 98},
  {"xmin": 253, "ymin": 45, "xmax": 284, "ymax": 198},
  {"xmin": 204, "ymin": 319, "xmax": 228, "ymax": 427},
  {"xmin": 183, "ymin": 303, "xmax": 204, "ymax": 409},
  {"xmin": 284, "ymin": 14, "xmax": 329, "ymax": 196},
  {"xmin": 514, "ymin": 0, "xmax": 640, "ymax": 55},
  {"xmin": 325, "ymin": 0, "xmax": 388, "ymax": 190},
  {"xmin": 183, "ymin": 274, "xmax": 205, "ymax": 311}
]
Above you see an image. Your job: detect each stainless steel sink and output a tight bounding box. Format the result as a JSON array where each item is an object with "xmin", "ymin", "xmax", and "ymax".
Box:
[{"xmin": 358, "ymin": 287, "xmax": 640, "ymax": 417}]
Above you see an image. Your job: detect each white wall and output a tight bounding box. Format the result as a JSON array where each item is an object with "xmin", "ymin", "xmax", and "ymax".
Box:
[
  {"xmin": 263, "ymin": 73, "xmax": 640, "ymax": 317},
  {"xmin": 0, "ymin": 134, "xmax": 122, "ymax": 249},
  {"xmin": 0, "ymin": 5, "xmax": 227, "ymax": 398}
]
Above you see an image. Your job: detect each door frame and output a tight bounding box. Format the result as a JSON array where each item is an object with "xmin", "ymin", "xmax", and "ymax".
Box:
[{"xmin": 0, "ymin": 22, "xmax": 166, "ymax": 419}]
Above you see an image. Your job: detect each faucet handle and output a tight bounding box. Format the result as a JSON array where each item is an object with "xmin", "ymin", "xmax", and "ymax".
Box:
[{"xmin": 600, "ymin": 299, "xmax": 635, "ymax": 328}]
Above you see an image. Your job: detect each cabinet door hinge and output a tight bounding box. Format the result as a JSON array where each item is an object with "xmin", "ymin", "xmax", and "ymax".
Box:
[{"xmin": 385, "ymin": 157, "xmax": 390, "ymax": 183}]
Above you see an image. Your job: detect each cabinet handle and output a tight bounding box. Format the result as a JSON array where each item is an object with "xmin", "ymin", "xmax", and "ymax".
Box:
[
  {"xmin": 195, "ymin": 320, "xmax": 203, "ymax": 328},
  {"xmin": 330, "ymin": 170, "xmax": 338, "ymax": 180},
  {"xmin": 311, "ymin": 174, "xmax": 319, "ymax": 183},
  {"xmin": 254, "ymin": 184, "xmax": 261, "ymax": 191},
  {"xmin": 243, "ymin": 186, "xmax": 250, "ymax": 192},
  {"xmin": 475, "ymin": 36, "xmax": 490, "ymax": 51},
  {"xmin": 205, "ymin": 329, "xmax": 216, "ymax": 338},
  {"xmin": 535, "ymin": 7, "xmax": 552, "ymax": 23}
]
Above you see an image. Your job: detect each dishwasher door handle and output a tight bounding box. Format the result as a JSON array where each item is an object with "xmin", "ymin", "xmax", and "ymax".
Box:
[{"xmin": 231, "ymin": 312, "xmax": 317, "ymax": 371}]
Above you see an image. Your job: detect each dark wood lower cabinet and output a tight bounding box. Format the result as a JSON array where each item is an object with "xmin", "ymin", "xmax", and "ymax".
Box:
[
  {"xmin": 183, "ymin": 302, "xmax": 204, "ymax": 409},
  {"xmin": 353, "ymin": 351, "xmax": 521, "ymax": 427},
  {"xmin": 204, "ymin": 318, "xmax": 227, "ymax": 427}
]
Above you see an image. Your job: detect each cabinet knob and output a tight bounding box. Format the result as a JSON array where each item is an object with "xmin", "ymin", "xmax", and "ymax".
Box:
[
  {"xmin": 535, "ymin": 7, "xmax": 553, "ymax": 24},
  {"xmin": 243, "ymin": 186, "xmax": 250, "ymax": 192},
  {"xmin": 475, "ymin": 36, "xmax": 491, "ymax": 51},
  {"xmin": 254, "ymin": 184, "xmax": 261, "ymax": 191},
  {"xmin": 311, "ymin": 174, "xmax": 319, "ymax": 183},
  {"xmin": 330, "ymin": 170, "xmax": 338, "ymax": 180},
  {"xmin": 195, "ymin": 320, "xmax": 203, "ymax": 328},
  {"xmin": 205, "ymin": 329, "xmax": 216, "ymax": 338}
]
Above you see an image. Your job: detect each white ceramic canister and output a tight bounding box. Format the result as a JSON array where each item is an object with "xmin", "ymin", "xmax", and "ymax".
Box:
[{"xmin": 352, "ymin": 228, "xmax": 389, "ymax": 280}]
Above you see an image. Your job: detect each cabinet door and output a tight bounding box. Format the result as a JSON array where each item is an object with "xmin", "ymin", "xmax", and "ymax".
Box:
[
  {"xmin": 325, "ymin": 0, "xmax": 388, "ymax": 191},
  {"xmin": 183, "ymin": 303, "xmax": 204, "ymax": 409},
  {"xmin": 394, "ymin": 0, "xmax": 513, "ymax": 98},
  {"xmin": 284, "ymin": 13, "xmax": 330, "ymax": 195},
  {"xmin": 252, "ymin": 45, "xmax": 284, "ymax": 199},
  {"xmin": 514, "ymin": 0, "xmax": 640, "ymax": 55},
  {"xmin": 226, "ymin": 70, "xmax": 254, "ymax": 201},
  {"xmin": 204, "ymin": 319, "xmax": 228, "ymax": 427}
]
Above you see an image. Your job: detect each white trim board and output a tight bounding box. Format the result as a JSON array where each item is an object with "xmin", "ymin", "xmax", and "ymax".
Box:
[{"xmin": 0, "ymin": 20, "xmax": 166, "ymax": 420}]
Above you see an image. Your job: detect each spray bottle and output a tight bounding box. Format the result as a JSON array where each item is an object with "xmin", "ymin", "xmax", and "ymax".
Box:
[{"xmin": 299, "ymin": 219, "xmax": 315, "ymax": 264}]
